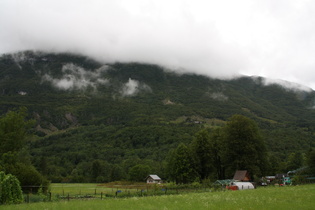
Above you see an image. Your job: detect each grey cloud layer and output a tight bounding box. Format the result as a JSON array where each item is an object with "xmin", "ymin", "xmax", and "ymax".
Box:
[
  {"xmin": 1, "ymin": 0, "xmax": 315, "ymax": 89},
  {"xmin": 120, "ymin": 78, "xmax": 152, "ymax": 97},
  {"xmin": 42, "ymin": 64, "xmax": 108, "ymax": 90},
  {"xmin": 42, "ymin": 63, "xmax": 151, "ymax": 97}
]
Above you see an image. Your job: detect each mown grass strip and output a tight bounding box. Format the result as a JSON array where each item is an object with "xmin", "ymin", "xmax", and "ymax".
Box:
[{"xmin": 2, "ymin": 184, "xmax": 315, "ymax": 210}]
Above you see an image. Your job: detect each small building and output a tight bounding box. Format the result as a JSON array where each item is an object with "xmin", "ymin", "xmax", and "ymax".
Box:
[
  {"xmin": 233, "ymin": 170, "xmax": 251, "ymax": 182},
  {"xmin": 145, "ymin": 175, "xmax": 162, "ymax": 184}
]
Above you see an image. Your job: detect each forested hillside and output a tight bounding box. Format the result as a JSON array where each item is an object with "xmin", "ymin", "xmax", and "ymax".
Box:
[{"xmin": 1, "ymin": 51, "xmax": 315, "ymax": 183}]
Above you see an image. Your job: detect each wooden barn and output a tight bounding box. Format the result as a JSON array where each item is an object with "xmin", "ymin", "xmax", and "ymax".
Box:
[
  {"xmin": 145, "ymin": 175, "xmax": 162, "ymax": 184},
  {"xmin": 233, "ymin": 170, "xmax": 251, "ymax": 182}
]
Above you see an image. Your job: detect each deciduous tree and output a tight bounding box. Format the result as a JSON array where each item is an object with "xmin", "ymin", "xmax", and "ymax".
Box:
[
  {"xmin": 167, "ymin": 143, "xmax": 198, "ymax": 184},
  {"xmin": 307, "ymin": 149, "xmax": 315, "ymax": 174},
  {"xmin": 209, "ymin": 128, "xmax": 225, "ymax": 179},
  {"xmin": 190, "ymin": 129, "xmax": 213, "ymax": 180},
  {"xmin": 223, "ymin": 115, "xmax": 268, "ymax": 178},
  {"xmin": 0, "ymin": 107, "xmax": 34, "ymax": 154},
  {"xmin": 286, "ymin": 152, "xmax": 304, "ymax": 171},
  {"xmin": 128, "ymin": 164, "xmax": 151, "ymax": 182},
  {"xmin": 0, "ymin": 108, "xmax": 49, "ymax": 192}
]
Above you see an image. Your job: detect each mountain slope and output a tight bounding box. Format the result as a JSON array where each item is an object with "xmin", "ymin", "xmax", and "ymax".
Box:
[{"xmin": 1, "ymin": 51, "xmax": 314, "ymax": 181}]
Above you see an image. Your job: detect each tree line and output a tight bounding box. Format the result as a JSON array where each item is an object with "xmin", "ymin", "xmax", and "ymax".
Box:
[
  {"xmin": 1, "ymin": 108, "xmax": 315, "ymax": 197},
  {"xmin": 0, "ymin": 108, "xmax": 49, "ymax": 193},
  {"xmin": 166, "ymin": 114, "xmax": 268, "ymax": 183}
]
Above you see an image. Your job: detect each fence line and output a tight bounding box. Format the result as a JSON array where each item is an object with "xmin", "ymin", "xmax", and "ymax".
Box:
[{"xmin": 21, "ymin": 185, "xmax": 222, "ymax": 204}]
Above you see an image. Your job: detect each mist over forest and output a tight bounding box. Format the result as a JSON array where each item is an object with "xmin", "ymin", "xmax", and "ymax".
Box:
[{"xmin": 1, "ymin": 51, "xmax": 315, "ymax": 185}]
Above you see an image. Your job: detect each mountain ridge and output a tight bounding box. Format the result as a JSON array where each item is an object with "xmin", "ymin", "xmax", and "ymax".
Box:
[
  {"xmin": 0, "ymin": 51, "xmax": 314, "ymax": 182},
  {"xmin": 1, "ymin": 51, "xmax": 315, "ymax": 133}
]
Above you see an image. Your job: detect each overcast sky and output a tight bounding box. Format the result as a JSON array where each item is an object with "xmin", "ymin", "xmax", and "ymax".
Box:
[{"xmin": 1, "ymin": 0, "xmax": 315, "ymax": 89}]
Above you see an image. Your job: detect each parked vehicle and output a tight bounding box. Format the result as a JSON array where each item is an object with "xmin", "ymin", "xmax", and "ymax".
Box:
[{"xmin": 283, "ymin": 177, "xmax": 291, "ymax": 185}]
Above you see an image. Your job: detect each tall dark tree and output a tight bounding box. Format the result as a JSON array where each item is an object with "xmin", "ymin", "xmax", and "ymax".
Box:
[
  {"xmin": 38, "ymin": 157, "xmax": 48, "ymax": 176},
  {"xmin": 91, "ymin": 160, "xmax": 102, "ymax": 181},
  {"xmin": 0, "ymin": 108, "xmax": 49, "ymax": 192},
  {"xmin": 190, "ymin": 129, "xmax": 213, "ymax": 180},
  {"xmin": 167, "ymin": 143, "xmax": 198, "ymax": 184},
  {"xmin": 0, "ymin": 107, "xmax": 33, "ymax": 154},
  {"xmin": 307, "ymin": 149, "xmax": 315, "ymax": 175},
  {"xmin": 209, "ymin": 128, "xmax": 225, "ymax": 179},
  {"xmin": 286, "ymin": 152, "xmax": 304, "ymax": 171},
  {"xmin": 110, "ymin": 164, "xmax": 125, "ymax": 181},
  {"xmin": 223, "ymin": 115, "xmax": 268, "ymax": 178},
  {"xmin": 266, "ymin": 154, "xmax": 283, "ymax": 175}
]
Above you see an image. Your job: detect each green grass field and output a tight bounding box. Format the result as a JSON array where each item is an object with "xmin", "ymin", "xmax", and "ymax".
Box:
[
  {"xmin": 49, "ymin": 183, "xmax": 160, "ymax": 198},
  {"xmin": 50, "ymin": 183, "xmax": 115, "ymax": 195},
  {"xmin": 2, "ymin": 184, "xmax": 315, "ymax": 209}
]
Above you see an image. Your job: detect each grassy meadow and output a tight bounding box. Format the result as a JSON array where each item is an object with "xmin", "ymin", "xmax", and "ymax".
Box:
[
  {"xmin": 49, "ymin": 183, "xmax": 163, "ymax": 197},
  {"xmin": 50, "ymin": 183, "xmax": 115, "ymax": 195},
  {"xmin": 1, "ymin": 184, "xmax": 315, "ymax": 209}
]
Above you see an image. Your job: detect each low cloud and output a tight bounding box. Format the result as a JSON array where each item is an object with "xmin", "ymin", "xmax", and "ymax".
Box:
[
  {"xmin": 120, "ymin": 78, "xmax": 152, "ymax": 97},
  {"xmin": 261, "ymin": 78, "xmax": 313, "ymax": 93},
  {"xmin": 42, "ymin": 63, "xmax": 108, "ymax": 90},
  {"xmin": 209, "ymin": 92, "xmax": 228, "ymax": 101},
  {"xmin": 1, "ymin": 0, "xmax": 315, "ymax": 89}
]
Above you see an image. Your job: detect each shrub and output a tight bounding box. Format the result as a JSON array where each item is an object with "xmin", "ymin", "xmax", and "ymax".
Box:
[
  {"xmin": 292, "ymin": 175, "xmax": 306, "ymax": 185},
  {"xmin": 0, "ymin": 171, "xmax": 23, "ymax": 204}
]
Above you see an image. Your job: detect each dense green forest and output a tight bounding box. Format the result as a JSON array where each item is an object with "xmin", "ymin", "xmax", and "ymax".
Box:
[{"xmin": 0, "ymin": 51, "xmax": 315, "ymax": 183}]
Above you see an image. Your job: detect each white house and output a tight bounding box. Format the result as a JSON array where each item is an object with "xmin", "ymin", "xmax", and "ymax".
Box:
[{"xmin": 145, "ymin": 175, "xmax": 162, "ymax": 184}]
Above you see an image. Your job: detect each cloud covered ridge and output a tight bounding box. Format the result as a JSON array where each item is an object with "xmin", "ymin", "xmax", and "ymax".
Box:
[{"xmin": 42, "ymin": 63, "xmax": 108, "ymax": 90}]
